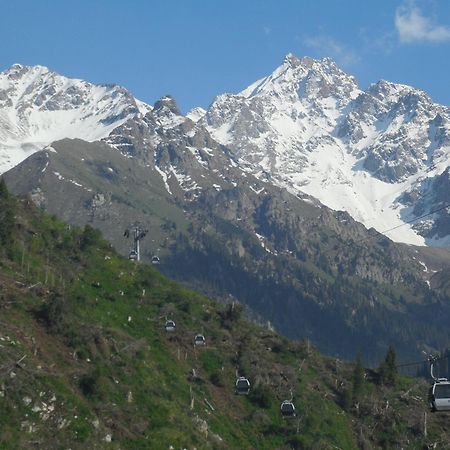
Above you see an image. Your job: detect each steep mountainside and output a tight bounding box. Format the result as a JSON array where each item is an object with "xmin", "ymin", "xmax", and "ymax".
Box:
[
  {"xmin": 0, "ymin": 64, "xmax": 149, "ymax": 174},
  {"xmin": 1, "ymin": 62, "xmax": 450, "ymax": 364},
  {"xmin": 201, "ymin": 54, "xmax": 450, "ymax": 246},
  {"xmin": 4, "ymin": 136, "xmax": 450, "ymax": 364},
  {"xmin": 1, "ymin": 190, "xmax": 450, "ymax": 449}
]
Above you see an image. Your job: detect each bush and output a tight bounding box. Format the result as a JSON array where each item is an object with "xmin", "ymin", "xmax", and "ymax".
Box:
[
  {"xmin": 219, "ymin": 302, "xmax": 243, "ymax": 329},
  {"xmin": 36, "ymin": 291, "xmax": 72, "ymax": 334},
  {"xmin": 249, "ymin": 384, "xmax": 272, "ymax": 409},
  {"xmin": 80, "ymin": 224, "xmax": 102, "ymax": 250},
  {"xmin": 78, "ymin": 368, "xmax": 111, "ymax": 400},
  {"xmin": 209, "ymin": 371, "xmax": 225, "ymax": 387}
]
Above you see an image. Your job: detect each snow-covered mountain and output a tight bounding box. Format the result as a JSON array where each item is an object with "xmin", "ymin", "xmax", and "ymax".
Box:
[
  {"xmin": 0, "ymin": 59, "xmax": 449, "ymax": 247},
  {"xmin": 3, "ymin": 62, "xmax": 450, "ymax": 358},
  {"xmin": 0, "ymin": 64, "xmax": 150, "ymax": 173},
  {"xmin": 200, "ymin": 54, "xmax": 450, "ymax": 246}
]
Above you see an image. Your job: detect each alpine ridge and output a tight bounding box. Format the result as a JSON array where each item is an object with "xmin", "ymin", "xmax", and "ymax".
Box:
[
  {"xmin": 0, "ymin": 63, "xmax": 150, "ymax": 174},
  {"xmin": 199, "ymin": 54, "xmax": 450, "ymax": 246},
  {"xmin": 1, "ymin": 59, "xmax": 449, "ymax": 246}
]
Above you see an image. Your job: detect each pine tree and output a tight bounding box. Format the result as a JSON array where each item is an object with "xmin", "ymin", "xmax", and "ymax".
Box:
[
  {"xmin": 378, "ymin": 345, "xmax": 398, "ymax": 385},
  {"xmin": 352, "ymin": 352, "xmax": 365, "ymax": 400},
  {"xmin": 0, "ymin": 178, "xmax": 16, "ymax": 250},
  {"xmin": 342, "ymin": 387, "xmax": 353, "ymax": 412},
  {"xmin": 80, "ymin": 224, "xmax": 102, "ymax": 249},
  {"xmin": 0, "ymin": 177, "xmax": 8, "ymax": 199}
]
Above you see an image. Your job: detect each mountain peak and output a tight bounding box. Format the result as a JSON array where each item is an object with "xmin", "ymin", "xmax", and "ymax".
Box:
[
  {"xmin": 4, "ymin": 63, "xmax": 50, "ymax": 74},
  {"xmin": 239, "ymin": 52, "xmax": 358, "ymax": 101},
  {"xmin": 204, "ymin": 53, "xmax": 450, "ymax": 247},
  {"xmin": 9, "ymin": 63, "xmax": 25, "ymax": 70},
  {"xmin": 0, "ymin": 65, "xmax": 145, "ymax": 174},
  {"xmin": 283, "ymin": 53, "xmax": 302, "ymax": 67},
  {"xmin": 153, "ymin": 95, "xmax": 182, "ymax": 116},
  {"xmin": 282, "ymin": 54, "xmax": 339, "ymax": 71}
]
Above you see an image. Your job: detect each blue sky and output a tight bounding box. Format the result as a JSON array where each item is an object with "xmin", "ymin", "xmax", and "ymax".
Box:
[{"xmin": 1, "ymin": 0, "xmax": 450, "ymax": 112}]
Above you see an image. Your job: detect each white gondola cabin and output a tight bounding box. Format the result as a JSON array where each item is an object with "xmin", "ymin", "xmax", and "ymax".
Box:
[
  {"xmin": 151, "ymin": 256, "xmax": 160, "ymax": 265},
  {"xmin": 235, "ymin": 377, "xmax": 251, "ymax": 395},
  {"xmin": 194, "ymin": 334, "xmax": 206, "ymax": 346},
  {"xmin": 280, "ymin": 400, "xmax": 296, "ymax": 417},
  {"xmin": 429, "ymin": 379, "xmax": 450, "ymax": 412},
  {"xmin": 129, "ymin": 250, "xmax": 138, "ymax": 261},
  {"xmin": 428, "ymin": 356, "xmax": 450, "ymax": 412},
  {"xmin": 165, "ymin": 320, "xmax": 176, "ymax": 332}
]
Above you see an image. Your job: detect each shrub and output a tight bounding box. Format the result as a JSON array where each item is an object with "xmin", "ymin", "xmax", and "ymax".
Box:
[
  {"xmin": 209, "ymin": 371, "xmax": 225, "ymax": 387},
  {"xmin": 78, "ymin": 368, "xmax": 111, "ymax": 400},
  {"xmin": 249, "ymin": 384, "xmax": 272, "ymax": 409},
  {"xmin": 36, "ymin": 291, "xmax": 72, "ymax": 335},
  {"xmin": 80, "ymin": 224, "xmax": 102, "ymax": 250}
]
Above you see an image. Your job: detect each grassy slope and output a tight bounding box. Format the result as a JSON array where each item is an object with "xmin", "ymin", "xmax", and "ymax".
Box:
[
  {"xmin": 0, "ymin": 197, "xmax": 449, "ymax": 449},
  {"xmin": 5, "ymin": 140, "xmax": 450, "ymax": 365}
]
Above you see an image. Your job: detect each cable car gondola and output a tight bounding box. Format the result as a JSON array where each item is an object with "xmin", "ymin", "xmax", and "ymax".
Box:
[
  {"xmin": 151, "ymin": 256, "xmax": 160, "ymax": 265},
  {"xmin": 194, "ymin": 334, "xmax": 206, "ymax": 346},
  {"xmin": 235, "ymin": 377, "xmax": 251, "ymax": 395},
  {"xmin": 129, "ymin": 250, "xmax": 138, "ymax": 261},
  {"xmin": 280, "ymin": 400, "xmax": 296, "ymax": 417},
  {"xmin": 429, "ymin": 379, "xmax": 450, "ymax": 412},
  {"xmin": 428, "ymin": 355, "xmax": 450, "ymax": 412},
  {"xmin": 165, "ymin": 320, "xmax": 176, "ymax": 332}
]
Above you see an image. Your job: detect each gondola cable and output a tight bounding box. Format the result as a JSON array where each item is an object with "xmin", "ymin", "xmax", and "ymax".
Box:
[{"xmin": 320, "ymin": 200, "xmax": 450, "ymax": 256}]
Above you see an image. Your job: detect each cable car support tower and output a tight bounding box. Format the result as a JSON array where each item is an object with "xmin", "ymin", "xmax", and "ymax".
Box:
[{"xmin": 124, "ymin": 224, "xmax": 148, "ymax": 262}]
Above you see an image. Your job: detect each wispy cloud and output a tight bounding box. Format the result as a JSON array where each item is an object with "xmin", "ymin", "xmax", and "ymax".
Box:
[
  {"xmin": 303, "ymin": 35, "xmax": 359, "ymax": 66},
  {"xmin": 395, "ymin": 1, "xmax": 450, "ymax": 43}
]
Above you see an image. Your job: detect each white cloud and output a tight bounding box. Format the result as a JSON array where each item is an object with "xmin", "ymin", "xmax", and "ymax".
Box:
[
  {"xmin": 303, "ymin": 36, "xmax": 359, "ymax": 66},
  {"xmin": 395, "ymin": 1, "xmax": 450, "ymax": 43}
]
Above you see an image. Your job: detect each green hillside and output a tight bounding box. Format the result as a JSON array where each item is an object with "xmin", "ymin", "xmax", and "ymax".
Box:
[
  {"xmin": 5, "ymin": 139, "xmax": 450, "ymax": 365},
  {"xmin": 1, "ymin": 184, "xmax": 449, "ymax": 449}
]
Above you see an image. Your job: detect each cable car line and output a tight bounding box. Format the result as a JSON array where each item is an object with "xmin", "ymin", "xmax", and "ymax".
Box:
[
  {"xmin": 319, "ymin": 200, "xmax": 450, "ymax": 256},
  {"xmin": 396, "ymin": 354, "xmax": 447, "ymax": 369},
  {"xmin": 375, "ymin": 202, "xmax": 450, "ymax": 237}
]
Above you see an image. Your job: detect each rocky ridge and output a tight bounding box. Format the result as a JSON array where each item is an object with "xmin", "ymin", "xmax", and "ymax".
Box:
[
  {"xmin": 200, "ymin": 54, "xmax": 450, "ymax": 246},
  {"xmin": 0, "ymin": 63, "xmax": 149, "ymax": 174}
]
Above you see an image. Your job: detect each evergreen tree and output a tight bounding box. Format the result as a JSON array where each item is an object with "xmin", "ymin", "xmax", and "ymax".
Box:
[
  {"xmin": 0, "ymin": 178, "xmax": 16, "ymax": 250},
  {"xmin": 352, "ymin": 352, "xmax": 365, "ymax": 400},
  {"xmin": 342, "ymin": 387, "xmax": 353, "ymax": 412},
  {"xmin": 378, "ymin": 345, "xmax": 398, "ymax": 385},
  {"xmin": 80, "ymin": 224, "xmax": 102, "ymax": 250},
  {"xmin": 0, "ymin": 177, "xmax": 8, "ymax": 199}
]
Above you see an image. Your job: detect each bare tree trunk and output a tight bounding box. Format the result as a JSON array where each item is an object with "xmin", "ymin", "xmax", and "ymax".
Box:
[{"xmin": 424, "ymin": 411, "xmax": 427, "ymax": 438}]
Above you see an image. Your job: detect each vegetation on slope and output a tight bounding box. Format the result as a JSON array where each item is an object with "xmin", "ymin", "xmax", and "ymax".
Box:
[
  {"xmin": 5, "ymin": 140, "xmax": 450, "ymax": 365},
  {"xmin": 0, "ymin": 185, "xmax": 449, "ymax": 449}
]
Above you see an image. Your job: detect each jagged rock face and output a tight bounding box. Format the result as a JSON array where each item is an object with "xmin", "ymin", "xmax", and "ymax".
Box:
[
  {"xmin": 339, "ymin": 81, "xmax": 450, "ymax": 182},
  {"xmin": 400, "ymin": 167, "xmax": 450, "ymax": 244},
  {"xmin": 201, "ymin": 54, "xmax": 450, "ymax": 246},
  {"xmin": 0, "ymin": 64, "xmax": 149, "ymax": 173},
  {"xmin": 203, "ymin": 55, "xmax": 359, "ymax": 166},
  {"xmin": 104, "ymin": 97, "xmax": 243, "ymax": 201},
  {"xmin": 1, "ymin": 59, "xmax": 449, "ymax": 246}
]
